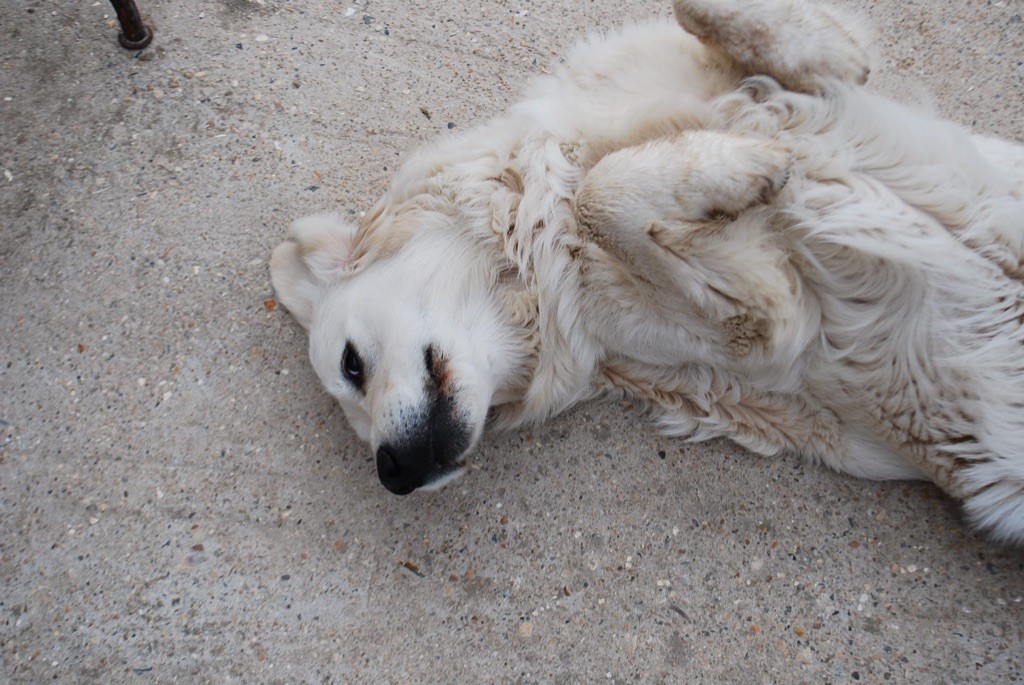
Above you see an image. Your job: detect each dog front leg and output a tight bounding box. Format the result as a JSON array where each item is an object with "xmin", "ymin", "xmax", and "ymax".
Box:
[
  {"xmin": 673, "ymin": 0, "xmax": 874, "ymax": 93},
  {"xmin": 575, "ymin": 130, "xmax": 790, "ymax": 255},
  {"xmin": 574, "ymin": 130, "xmax": 793, "ymax": 327}
]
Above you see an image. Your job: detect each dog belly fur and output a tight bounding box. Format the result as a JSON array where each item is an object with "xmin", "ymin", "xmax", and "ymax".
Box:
[{"xmin": 504, "ymin": 11, "xmax": 1024, "ymax": 541}]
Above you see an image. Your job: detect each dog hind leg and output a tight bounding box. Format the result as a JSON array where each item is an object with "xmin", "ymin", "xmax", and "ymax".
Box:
[
  {"xmin": 601, "ymin": 360, "xmax": 856, "ymax": 469},
  {"xmin": 673, "ymin": 0, "xmax": 875, "ymax": 93}
]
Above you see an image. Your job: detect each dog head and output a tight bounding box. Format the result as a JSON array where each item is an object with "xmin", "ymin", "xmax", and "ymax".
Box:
[{"xmin": 270, "ymin": 211, "xmax": 521, "ymax": 494}]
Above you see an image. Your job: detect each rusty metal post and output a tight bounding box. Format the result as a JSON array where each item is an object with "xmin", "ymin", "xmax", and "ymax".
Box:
[{"xmin": 109, "ymin": 0, "xmax": 153, "ymax": 50}]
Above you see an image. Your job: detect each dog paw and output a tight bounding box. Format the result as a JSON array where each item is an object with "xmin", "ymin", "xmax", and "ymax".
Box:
[
  {"xmin": 674, "ymin": 0, "xmax": 875, "ymax": 93},
  {"xmin": 681, "ymin": 132, "xmax": 793, "ymax": 219},
  {"xmin": 576, "ymin": 131, "xmax": 792, "ymax": 243}
]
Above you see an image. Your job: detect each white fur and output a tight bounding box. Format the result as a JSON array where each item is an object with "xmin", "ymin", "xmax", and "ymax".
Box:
[{"xmin": 271, "ymin": 0, "xmax": 1024, "ymax": 542}]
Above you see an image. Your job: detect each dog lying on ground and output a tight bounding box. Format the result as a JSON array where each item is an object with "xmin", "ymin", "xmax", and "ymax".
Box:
[{"xmin": 270, "ymin": 0, "xmax": 1024, "ymax": 542}]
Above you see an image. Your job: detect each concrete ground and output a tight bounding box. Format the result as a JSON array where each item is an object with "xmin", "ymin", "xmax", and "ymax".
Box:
[{"xmin": 2, "ymin": 0, "xmax": 1022, "ymax": 682}]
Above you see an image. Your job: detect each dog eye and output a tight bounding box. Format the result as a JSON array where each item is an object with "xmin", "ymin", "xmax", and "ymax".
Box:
[{"xmin": 341, "ymin": 342, "xmax": 364, "ymax": 389}]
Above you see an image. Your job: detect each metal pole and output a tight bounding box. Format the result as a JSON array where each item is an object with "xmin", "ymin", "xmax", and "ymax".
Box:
[{"xmin": 109, "ymin": 0, "xmax": 153, "ymax": 50}]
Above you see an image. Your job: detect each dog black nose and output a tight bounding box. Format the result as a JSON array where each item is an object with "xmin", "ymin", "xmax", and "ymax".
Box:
[
  {"xmin": 374, "ymin": 396, "xmax": 473, "ymax": 495},
  {"xmin": 375, "ymin": 446, "xmax": 419, "ymax": 495}
]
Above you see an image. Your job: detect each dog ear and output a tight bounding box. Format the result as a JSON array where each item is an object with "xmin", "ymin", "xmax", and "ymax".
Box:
[
  {"xmin": 270, "ymin": 240, "xmax": 319, "ymax": 330},
  {"xmin": 289, "ymin": 212, "xmax": 362, "ymax": 282},
  {"xmin": 269, "ymin": 212, "xmax": 360, "ymax": 330}
]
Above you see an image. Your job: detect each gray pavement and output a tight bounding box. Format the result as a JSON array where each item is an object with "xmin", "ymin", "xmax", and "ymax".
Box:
[{"xmin": 1, "ymin": 1, "xmax": 1022, "ymax": 682}]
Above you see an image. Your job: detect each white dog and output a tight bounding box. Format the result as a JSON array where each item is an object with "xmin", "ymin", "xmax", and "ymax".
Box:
[{"xmin": 270, "ymin": 0, "xmax": 1024, "ymax": 542}]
